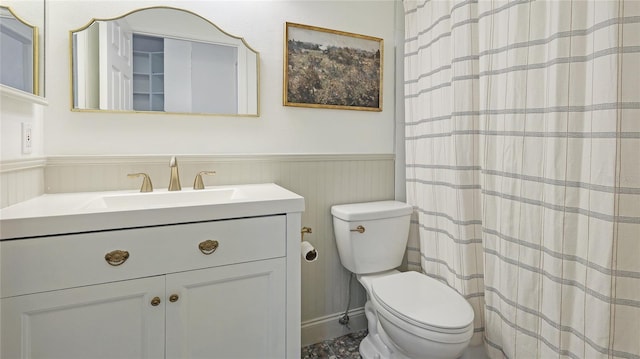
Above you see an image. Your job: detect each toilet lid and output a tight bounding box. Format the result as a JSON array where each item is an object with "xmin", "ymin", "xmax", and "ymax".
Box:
[{"xmin": 371, "ymin": 271, "xmax": 474, "ymax": 331}]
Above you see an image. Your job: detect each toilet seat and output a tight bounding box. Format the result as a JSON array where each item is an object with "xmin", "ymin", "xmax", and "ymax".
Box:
[{"xmin": 371, "ymin": 271, "xmax": 474, "ymax": 336}]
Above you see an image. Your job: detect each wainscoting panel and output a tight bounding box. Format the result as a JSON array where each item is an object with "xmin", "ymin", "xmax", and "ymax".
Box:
[
  {"xmin": 42, "ymin": 154, "xmax": 395, "ymax": 343},
  {"xmin": 0, "ymin": 159, "xmax": 46, "ymax": 209}
]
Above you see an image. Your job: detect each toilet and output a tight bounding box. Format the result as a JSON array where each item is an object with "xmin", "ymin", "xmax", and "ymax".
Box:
[{"xmin": 331, "ymin": 201, "xmax": 474, "ymax": 359}]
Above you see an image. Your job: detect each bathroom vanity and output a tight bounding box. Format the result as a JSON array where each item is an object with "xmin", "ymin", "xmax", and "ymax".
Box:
[{"xmin": 0, "ymin": 183, "xmax": 304, "ymax": 359}]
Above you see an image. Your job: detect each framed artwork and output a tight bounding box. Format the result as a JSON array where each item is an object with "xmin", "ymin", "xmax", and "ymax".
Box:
[{"xmin": 284, "ymin": 22, "xmax": 383, "ymax": 111}]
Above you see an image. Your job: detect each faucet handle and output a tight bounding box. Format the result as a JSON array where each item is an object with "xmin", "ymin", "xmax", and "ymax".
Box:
[
  {"xmin": 168, "ymin": 156, "xmax": 181, "ymax": 191},
  {"xmin": 193, "ymin": 171, "xmax": 216, "ymax": 190},
  {"xmin": 127, "ymin": 173, "xmax": 153, "ymax": 192}
]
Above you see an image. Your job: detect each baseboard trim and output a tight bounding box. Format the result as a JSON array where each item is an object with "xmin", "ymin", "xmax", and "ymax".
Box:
[{"xmin": 301, "ymin": 307, "xmax": 367, "ymax": 347}]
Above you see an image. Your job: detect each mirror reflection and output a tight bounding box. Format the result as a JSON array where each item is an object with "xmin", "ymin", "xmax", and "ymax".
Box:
[
  {"xmin": 71, "ymin": 7, "xmax": 259, "ymax": 116},
  {"xmin": 0, "ymin": 5, "xmax": 38, "ymax": 95}
]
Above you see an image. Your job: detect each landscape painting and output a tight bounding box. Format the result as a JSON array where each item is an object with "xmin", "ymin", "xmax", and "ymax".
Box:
[{"xmin": 284, "ymin": 22, "xmax": 383, "ymax": 111}]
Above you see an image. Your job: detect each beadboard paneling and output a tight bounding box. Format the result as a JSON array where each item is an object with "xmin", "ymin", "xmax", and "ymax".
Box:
[{"xmin": 0, "ymin": 159, "xmax": 46, "ymax": 209}]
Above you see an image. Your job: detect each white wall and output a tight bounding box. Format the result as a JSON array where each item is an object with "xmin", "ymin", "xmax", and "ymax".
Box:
[
  {"xmin": 0, "ymin": 96, "xmax": 45, "ymax": 159},
  {"xmin": 44, "ymin": 0, "xmax": 398, "ymax": 156}
]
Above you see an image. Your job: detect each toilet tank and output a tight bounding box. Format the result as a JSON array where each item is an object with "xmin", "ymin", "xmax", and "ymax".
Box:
[{"xmin": 331, "ymin": 201, "xmax": 413, "ymax": 274}]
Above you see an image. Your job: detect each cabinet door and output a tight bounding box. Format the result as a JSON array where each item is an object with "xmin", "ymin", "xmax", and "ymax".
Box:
[
  {"xmin": 166, "ymin": 258, "xmax": 286, "ymax": 359},
  {"xmin": 1, "ymin": 276, "xmax": 165, "ymax": 359}
]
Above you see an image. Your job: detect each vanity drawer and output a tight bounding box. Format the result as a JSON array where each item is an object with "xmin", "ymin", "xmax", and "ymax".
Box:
[{"xmin": 1, "ymin": 215, "xmax": 285, "ymax": 298}]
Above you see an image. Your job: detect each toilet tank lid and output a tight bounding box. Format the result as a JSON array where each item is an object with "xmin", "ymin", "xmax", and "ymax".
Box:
[{"xmin": 331, "ymin": 201, "xmax": 413, "ymax": 221}]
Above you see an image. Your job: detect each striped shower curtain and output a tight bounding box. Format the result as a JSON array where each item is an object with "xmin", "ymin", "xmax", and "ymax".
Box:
[{"xmin": 403, "ymin": 1, "xmax": 640, "ymax": 358}]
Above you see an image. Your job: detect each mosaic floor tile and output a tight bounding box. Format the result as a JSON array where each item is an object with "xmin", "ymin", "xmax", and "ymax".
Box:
[
  {"xmin": 301, "ymin": 342, "xmax": 336, "ymax": 359},
  {"xmin": 301, "ymin": 330, "xmax": 367, "ymax": 359}
]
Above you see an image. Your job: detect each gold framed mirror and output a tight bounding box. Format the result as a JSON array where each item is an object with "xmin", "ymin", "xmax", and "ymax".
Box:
[
  {"xmin": 0, "ymin": 5, "xmax": 39, "ymax": 95},
  {"xmin": 70, "ymin": 6, "xmax": 259, "ymax": 116}
]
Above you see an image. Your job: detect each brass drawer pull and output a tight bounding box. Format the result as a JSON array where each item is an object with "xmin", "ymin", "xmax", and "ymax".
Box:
[
  {"xmin": 150, "ymin": 296, "xmax": 161, "ymax": 306},
  {"xmin": 105, "ymin": 250, "xmax": 130, "ymax": 266},
  {"xmin": 350, "ymin": 225, "xmax": 365, "ymax": 234},
  {"xmin": 169, "ymin": 294, "xmax": 179, "ymax": 303},
  {"xmin": 198, "ymin": 240, "xmax": 219, "ymax": 255}
]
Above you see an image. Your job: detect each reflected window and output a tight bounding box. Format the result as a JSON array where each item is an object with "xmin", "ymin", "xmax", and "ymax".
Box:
[{"xmin": 0, "ymin": 7, "xmax": 35, "ymax": 93}]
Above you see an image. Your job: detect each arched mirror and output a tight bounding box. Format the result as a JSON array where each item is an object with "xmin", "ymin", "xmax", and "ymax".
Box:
[
  {"xmin": 70, "ymin": 7, "xmax": 259, "ymax": 116},
  {"xmin": 0, "ymin": 5, "xmax": 39, "ymax": 95}
]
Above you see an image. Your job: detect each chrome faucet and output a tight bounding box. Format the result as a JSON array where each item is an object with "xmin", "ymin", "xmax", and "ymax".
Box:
[{"xmin": 168, "ymin": 156, "xmax": 181, "ymax": 191}]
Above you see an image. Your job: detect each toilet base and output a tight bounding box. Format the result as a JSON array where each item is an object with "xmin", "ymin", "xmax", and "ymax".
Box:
[
  {"xmin": 360, "ymin": 300, "xmax": 410, "ymax": 359},
  {"xmin": 360, "ymin": 332, "xmax": 413, "ymax": 359},
  {"xmin": 360, "ymin": 334, "xmax": 384, "ymax": 359}
]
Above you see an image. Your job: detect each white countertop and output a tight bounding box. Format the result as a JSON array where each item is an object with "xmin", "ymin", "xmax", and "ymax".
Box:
[{"xmin": 0, "ymin": 183, "xmax": 304, "ymax": 240}]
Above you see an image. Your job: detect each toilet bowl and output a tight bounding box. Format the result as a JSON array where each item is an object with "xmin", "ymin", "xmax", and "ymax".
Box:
[
  {"xmin": 331, "ymin": 201, "xmax": 474, "ymax": 359},
  {"xmin": 365, "ymin": 271, "xmax": 474, "ymax": 358}
]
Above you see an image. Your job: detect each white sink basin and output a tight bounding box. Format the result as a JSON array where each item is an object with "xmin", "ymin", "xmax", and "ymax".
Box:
[{"xmin": 83, "ymin": 188, "xmax": 246, "ymax": 210}]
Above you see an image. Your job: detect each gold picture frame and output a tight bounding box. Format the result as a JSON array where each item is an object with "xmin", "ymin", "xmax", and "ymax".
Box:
[{"xmin": 284, "ymin": 22, "xmax": 383, "ymax": 111}]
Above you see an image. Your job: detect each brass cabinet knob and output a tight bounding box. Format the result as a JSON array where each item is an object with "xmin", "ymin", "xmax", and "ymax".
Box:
[
  {"xmin": 198, "ymin": 240, "xmax": 219, "ymax": 255},
  {"xmin": 105, "ymin": 250, "xmax": 130, "ymax": 266},
  {"xmin": 169, "ymin": 294, "xmax": 179, "ymax": 303},
  {"xmin": 150, "ymin": 296, "xmax": 161, "ymax": 306}
]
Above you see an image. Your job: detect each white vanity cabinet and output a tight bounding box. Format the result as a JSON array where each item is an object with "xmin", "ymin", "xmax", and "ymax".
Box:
[{"xmin": 1, "ymin": 209, "xmax": 300, "ymax": 359}]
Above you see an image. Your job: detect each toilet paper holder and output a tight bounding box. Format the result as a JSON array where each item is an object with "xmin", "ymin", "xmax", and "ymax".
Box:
[
  {"xmin": 301, "ymin": 226, "xmax": 312, "ymax": 241},
  {"xmin": 300, "ymin": 227, "xmax": 318, "ymax": 262}
]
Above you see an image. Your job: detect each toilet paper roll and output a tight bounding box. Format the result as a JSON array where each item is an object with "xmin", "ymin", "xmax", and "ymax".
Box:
[{"xmin": 301, "ymin": 241, "xmax": 318, "ymax": 262}]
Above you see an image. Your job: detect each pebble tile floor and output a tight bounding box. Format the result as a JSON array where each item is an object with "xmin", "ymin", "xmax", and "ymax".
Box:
[{"xmin": 301, "ymin": 330, "xmax": 368, "ymax": 359}]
